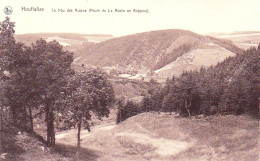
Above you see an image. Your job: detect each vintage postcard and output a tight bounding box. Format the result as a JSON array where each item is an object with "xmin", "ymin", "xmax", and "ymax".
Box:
[{"xmin": 0, "ymin": 0, "xmax": 259, "ymax": 161}]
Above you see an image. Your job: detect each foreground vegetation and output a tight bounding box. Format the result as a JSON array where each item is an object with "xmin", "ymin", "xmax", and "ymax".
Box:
[{"xmin": 0, "ymin": 17, "xmax": 115, "ymax": 160}]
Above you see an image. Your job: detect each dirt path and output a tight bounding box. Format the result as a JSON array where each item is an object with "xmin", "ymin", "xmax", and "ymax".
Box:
[{"xmin": 115, "ymin": 132, "xmax": 191, "ymax": 156}]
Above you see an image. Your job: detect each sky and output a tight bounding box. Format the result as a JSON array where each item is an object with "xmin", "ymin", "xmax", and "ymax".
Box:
[{"xmin": 0, "ymin": 0, "xmax": 259, "ymax": 37}]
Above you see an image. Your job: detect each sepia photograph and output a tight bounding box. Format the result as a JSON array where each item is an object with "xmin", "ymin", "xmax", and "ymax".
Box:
[{"xmin": 0, "ymin": 0, "xmax": 259, "ymax": 160}]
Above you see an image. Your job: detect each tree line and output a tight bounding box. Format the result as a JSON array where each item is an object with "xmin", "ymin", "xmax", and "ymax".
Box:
[
  {"xmin": 0, "ymin": 17, "xmax": 115, "ymax": 159},
  {"xmin": 117, "ymin": 44, "xmax": 260, "ymax": 123}
]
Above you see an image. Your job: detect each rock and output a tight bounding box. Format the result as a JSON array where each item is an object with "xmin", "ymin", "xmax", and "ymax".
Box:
[
  {"xmin": 0, "ymin": 153, "xmax": 8, "ymax": 159},
  {"xmin": 197, "ymin": 114, "xmax": 205, "ymax": 119},
  {"xmin": 40, "ymin": 146, "xmax": 45, "ymax": 152},
  {"xmin": 40, "ymin": 146, "xmax": 51, "ymax": 152}
]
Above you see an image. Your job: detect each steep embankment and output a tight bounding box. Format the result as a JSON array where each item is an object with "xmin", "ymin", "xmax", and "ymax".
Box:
[
  {"xmin": 75, "ymin": 29, "xmax": 242, "ymax": 79},
  {"xmin": 0, "ymin": 126, "xmax": 72, "ymax": 161},
  {"xmin": 55, "ymin": 112, "xmax": 259, "ymax": 161}
]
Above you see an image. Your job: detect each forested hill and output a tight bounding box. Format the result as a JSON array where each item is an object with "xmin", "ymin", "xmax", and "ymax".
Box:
[
  {"xmin": 74, "ymin": 29, "xmax": 242, "ymax": 78},
  {"xmin": 117, "ymin": 45, "xmax": 260, "ymax": 122}
]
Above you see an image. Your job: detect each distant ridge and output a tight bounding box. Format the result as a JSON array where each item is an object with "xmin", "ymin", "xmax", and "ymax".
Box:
[
  {"xmin": 207, "ymin": 31, "xmax": 260, "ymax": 50},
  {"xmin": 14, "ymin": 33, "xmax": 113, "ymax": 46}
]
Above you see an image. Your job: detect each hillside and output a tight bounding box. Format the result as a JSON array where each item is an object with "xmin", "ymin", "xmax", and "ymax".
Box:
[
  {"xmin": 56, "ymin": 112, "xmax": 259, "ymax": 161},
  {"xmin": 74, "ymin": 29, "xmax": 242, "ymax": 80}
]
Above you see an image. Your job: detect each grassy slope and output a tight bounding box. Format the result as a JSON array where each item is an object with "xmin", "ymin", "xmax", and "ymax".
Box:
[
  {"xmin": 56, "ymin": 112, "xmax": 259, "ymax": 161},
  {"xmin": 154, "ymin": 45, "xmax": 236, "ymax": 78},
  {"xmin": 129, "ymin": 113, "xmax": 259, "ymax": 161}
]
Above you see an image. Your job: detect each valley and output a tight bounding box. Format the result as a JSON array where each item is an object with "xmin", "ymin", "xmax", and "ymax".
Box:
[
  {"xmin": 14, "ymin": 29, "xmax": 259, "ymax": 83},
  {"xmin": 3, "ymin": 28, "xmax": 258, "ymax": 161}
]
